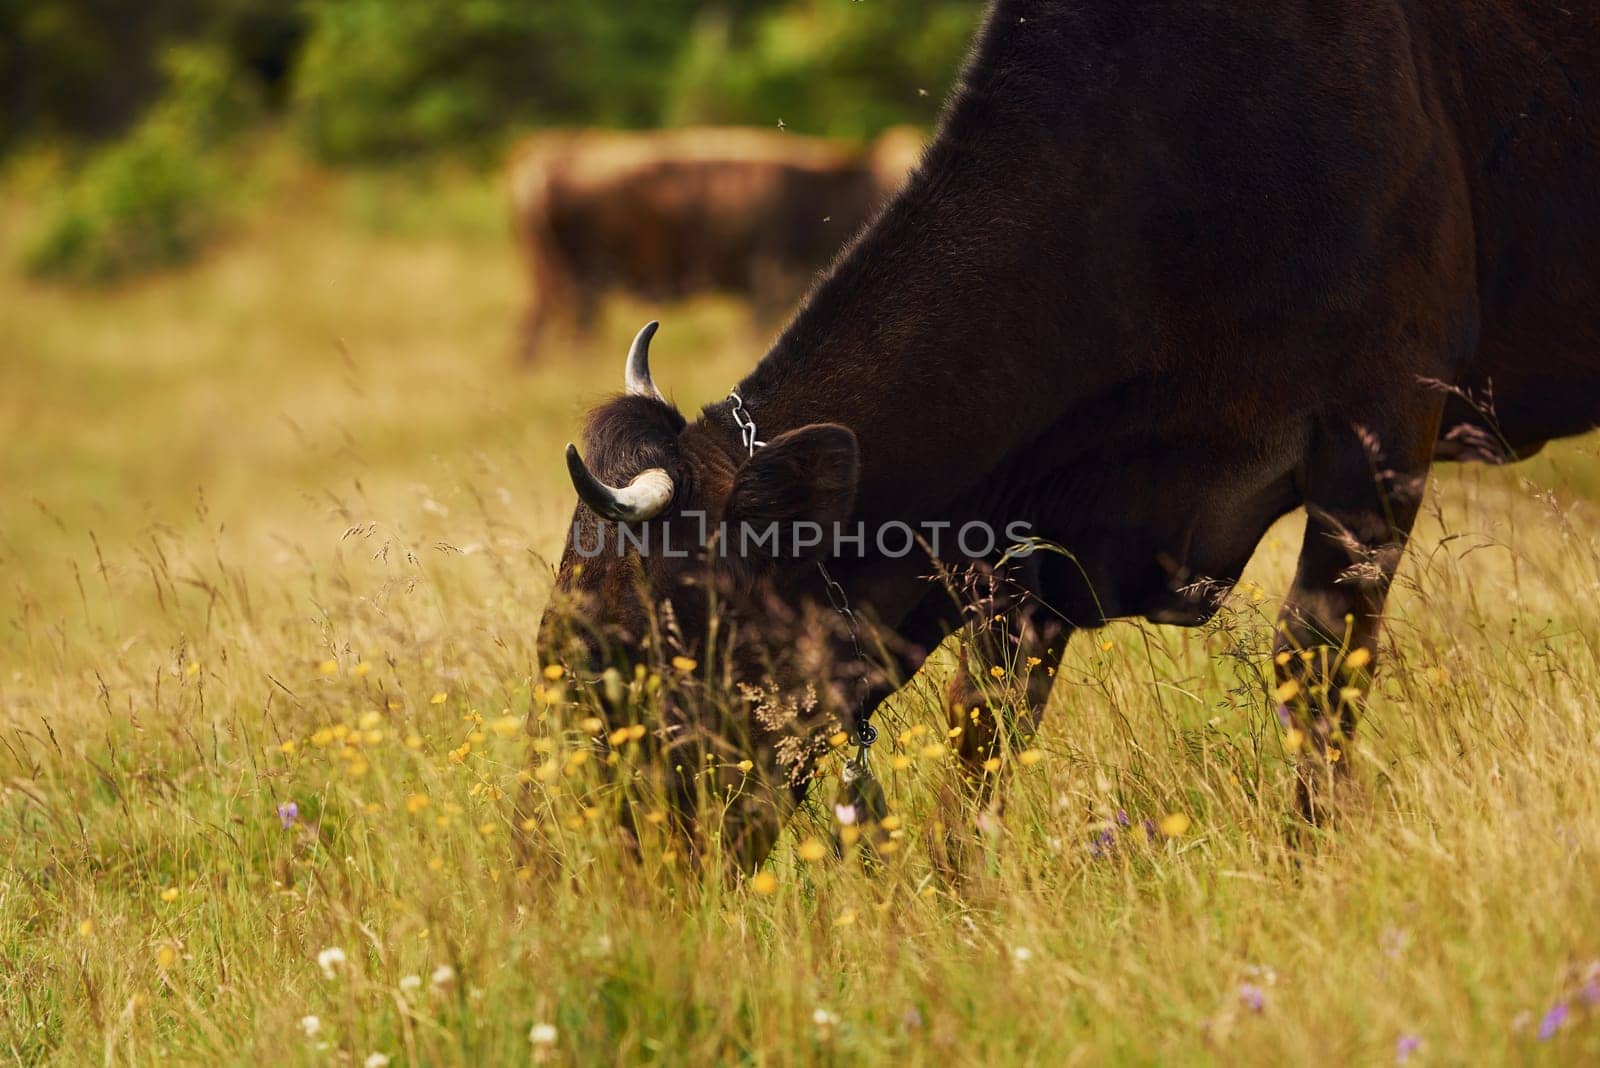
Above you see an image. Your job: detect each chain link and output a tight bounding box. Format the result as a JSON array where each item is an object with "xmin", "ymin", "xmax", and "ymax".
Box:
[
  {"xmin": 727, "ymin": 389, "xmax": 766, "ymax": 457},
  {"xmin": 816, "ymin": 561, "xmax": 877, "ymax": 748}
]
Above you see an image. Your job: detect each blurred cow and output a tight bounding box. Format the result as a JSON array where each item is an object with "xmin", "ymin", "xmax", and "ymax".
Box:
[{"xmin": 508, "ymin": 126, "xmax": 922, "ymax": 360}]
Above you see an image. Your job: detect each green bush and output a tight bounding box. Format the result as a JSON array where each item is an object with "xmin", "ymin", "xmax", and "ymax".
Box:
[
  {"xmin": 23, "ymin": 45, "xmax": 257, "ymax": 283},
  {"xmin": 23, "ymin": 128, "xmax": 216, "ymax": 283},
  {"xmin": 666, "ymin": 1, "xmax": 978, "ymax": 137},
  {"xmin": 291, "ymin": 0, "xmax": 701, "ymax": 162}
]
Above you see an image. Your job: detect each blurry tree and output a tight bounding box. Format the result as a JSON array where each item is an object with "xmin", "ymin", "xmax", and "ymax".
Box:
[
  {"xmin": 667, "ymin": 0, "xmax": 978, "ymax": 137},
  {"xmin": 291, "ymin": 0, "xmax": 704, "ymax": 161},
  {"xmin": 0, "ymin": 0, "xmax": 302, "ymax": 153},
  {"xmin": 2, "ymin": 1, "xmax": 977, "ymax": 162}
]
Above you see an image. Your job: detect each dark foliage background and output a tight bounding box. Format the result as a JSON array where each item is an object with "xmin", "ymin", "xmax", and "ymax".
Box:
[
  {"xmin": 3, "ymin": 0, "xmax": 978, "ymax": 159},
  {"xmin": 3, "ymin": 0, "xmax": 978, "ymax": 280}
]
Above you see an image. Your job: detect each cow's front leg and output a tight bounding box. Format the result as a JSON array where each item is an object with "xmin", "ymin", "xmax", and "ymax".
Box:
[
  {"xmin": 1276, "ymin": 406, "xmax": 1439, "ymax": 823},
  {"xmin": 945, "ymin": 606, "xmax": 1064, "ymax": 784},
  {"xmin": 932, "ymin": 600, "xmax": 1066, "ymax": 868}
]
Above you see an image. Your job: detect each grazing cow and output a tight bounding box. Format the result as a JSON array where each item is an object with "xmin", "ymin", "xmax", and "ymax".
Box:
[
  {"xmin": 537, "ymin": 0, "xmax": 1600, "ymax": 867},
  {"xmin": 509, "ymin": 126, "xmax": 921, "ymax": 360}
]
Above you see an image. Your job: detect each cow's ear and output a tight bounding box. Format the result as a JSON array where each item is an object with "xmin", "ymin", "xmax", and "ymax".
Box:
[{"xmin": 724, "ymin": 424, "xmax": 858, "ymax": 562}]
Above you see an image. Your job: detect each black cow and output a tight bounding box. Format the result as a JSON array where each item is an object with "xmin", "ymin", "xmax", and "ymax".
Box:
[{"xmin": 538, "ymin": 0, "xmax": 1600, "ymax": 867}]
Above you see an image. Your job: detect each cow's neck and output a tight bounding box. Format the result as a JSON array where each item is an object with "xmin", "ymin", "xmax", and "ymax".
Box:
[{"xmin": 723, "ymin": 16, "xmax": 1116, "ymax": 525}]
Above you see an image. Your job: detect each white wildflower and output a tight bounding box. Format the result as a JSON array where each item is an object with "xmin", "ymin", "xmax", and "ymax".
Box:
[
  {"xmin": 364, "ymin": 1055, "xmax": 390, "ymax": 1068},
  {"xmin": 529, "ymin": 1022, "xmax": 558, "ymax": 1046},
  {"xmin": 398, "ymin": 974, "xmax": 422, "ymax": 994},
  {"xmin": 299, "ymin": 1015, "xmax": 322, "ymax": 1038},
  {"xmin": 430, "ymin": 963, "xmax": 456, "ymax": 988},
  {"xmin": 316, "ymin": 947, "xmax": 347, "ymax": 979}
]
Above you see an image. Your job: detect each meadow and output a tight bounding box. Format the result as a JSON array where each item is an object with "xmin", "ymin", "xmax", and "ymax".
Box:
[{"xmin": 2, "ymin": 162, "xmax": 1598, "ymax": 1065}]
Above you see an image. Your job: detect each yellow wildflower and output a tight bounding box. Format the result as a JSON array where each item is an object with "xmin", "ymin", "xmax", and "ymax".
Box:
[{"xmin": 1157, "ymin": 812, "xmax": 1192, "ymax": 837}]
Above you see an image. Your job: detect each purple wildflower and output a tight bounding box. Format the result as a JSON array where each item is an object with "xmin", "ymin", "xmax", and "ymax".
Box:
[
  {"xmin": 1537, "ymin": 1002, "xmax": 1568, "ymax": 1041},
  {"xmin": 1581, "ymin": 978, "xmax": 1600, "ymax": 1008},
  {"xmin": 1238, "ymin": 983, "xmax": 1266, "ymax": 1013},
  {"xmin": 1116, "ymin": 809, "xmax": 1131, "ymax": 828},
  {"xmin": 1276, "ymin": 703, "xmax": 1292, "ymax": 727},
  {"xmin": 1143, "ymin": 818, "xmax": 1157, "ymax": 838},
  {"xmin": 1395, "ymin": 1034, "xmax": 1421, "ymax": 1064},
  {"xmin": 1090, "ymin": 829, "xmax": 1117, "ymax": 859},
  {"xmin": 277, "ymin": 801, "xmax": 299, "ymax": 829}
]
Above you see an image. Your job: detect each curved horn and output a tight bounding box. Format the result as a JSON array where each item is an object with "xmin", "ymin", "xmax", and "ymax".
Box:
[
  {"xmin": 624, "ymin": 320, "xmax": 664, "ymax": 401},
  {"xmin": 565, "ymin": 443, "xmax": 673, "ymax": 522}
]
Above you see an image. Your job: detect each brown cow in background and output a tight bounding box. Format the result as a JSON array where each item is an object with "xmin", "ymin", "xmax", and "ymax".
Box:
[{"xmin": 508, "ymin": 126, "xmax": 923, "ymax": 360}]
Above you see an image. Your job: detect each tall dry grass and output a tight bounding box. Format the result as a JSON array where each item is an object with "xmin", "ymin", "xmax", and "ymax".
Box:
[{"xmin": 1, "ymin": 167, "xmax": 1597, "ymax": 1065}]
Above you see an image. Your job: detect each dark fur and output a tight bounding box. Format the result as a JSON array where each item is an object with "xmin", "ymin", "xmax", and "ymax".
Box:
[
  {"xmin": 543, "ymin": 0, "xmax": 1600, "ymax": 857},
  {"xmin": 510, "ymin": 128, "xmax": 918, "ymax": 360}
]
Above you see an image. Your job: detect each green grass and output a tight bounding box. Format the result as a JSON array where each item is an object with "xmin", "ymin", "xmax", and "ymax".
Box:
[{"xmin": 1, "ymin": 165, "xmax": 1598, "ymax": 1065}]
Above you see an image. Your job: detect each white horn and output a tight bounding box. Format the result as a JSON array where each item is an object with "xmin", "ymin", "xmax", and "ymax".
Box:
[
  {"xmin": 625, "ymin": 320, "xmax": 664, "ymax": 401},
  {"xmin": 565, "ymin": 443, "xmax": 673, "ymax": 522}
]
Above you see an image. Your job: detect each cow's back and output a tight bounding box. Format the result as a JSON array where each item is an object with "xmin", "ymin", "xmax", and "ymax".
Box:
[
  {"xmin": 511, "ymin": 128, "xmax": 880, "ymax": 299},
  {"xmin": 1422, "ymin": 2, "xmax": 1600, "ymax": 455}
]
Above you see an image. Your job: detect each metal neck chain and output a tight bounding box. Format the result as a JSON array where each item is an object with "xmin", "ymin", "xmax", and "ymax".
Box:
[
  {"xmin": 728, "ymin": 388, "xmax": 766, "ymax": 457},
  {"xmin": 817, "ymin": 561, "xmax": 878, "ymax": 749},
  {"xmin": 726, "ymin": 387, "xmax": 876, "ymax": 751}
]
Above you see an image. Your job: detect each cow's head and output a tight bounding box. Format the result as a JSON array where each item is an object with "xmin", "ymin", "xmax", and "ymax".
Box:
[{"xmin": 536, "ymin": 323, "xmax": 863, "ymax": 866}]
